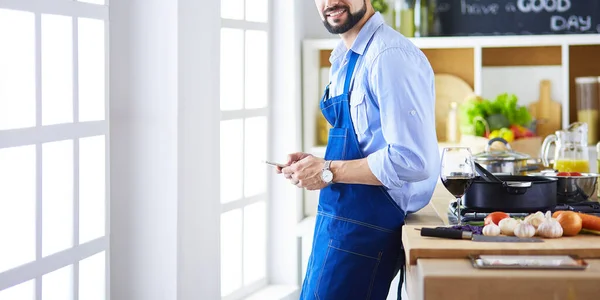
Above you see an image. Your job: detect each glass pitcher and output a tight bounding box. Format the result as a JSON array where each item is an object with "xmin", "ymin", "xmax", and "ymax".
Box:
[{"xmin": 541, "ymin": 122, "xmax": 590, "ymax": 173}]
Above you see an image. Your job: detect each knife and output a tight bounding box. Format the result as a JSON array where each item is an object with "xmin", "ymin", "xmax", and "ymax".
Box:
[{"xmin": 420, "ymin": 228, "xmax": 543, "ymax": 243}]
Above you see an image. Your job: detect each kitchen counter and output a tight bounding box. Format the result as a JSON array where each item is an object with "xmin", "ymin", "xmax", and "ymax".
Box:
[{"xmin": 403, "ymin": 183, "xmax": 600, "ymax": 300}]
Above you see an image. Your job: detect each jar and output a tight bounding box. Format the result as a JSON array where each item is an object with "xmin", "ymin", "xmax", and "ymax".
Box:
[
  {"xmin": 372, "ymin": 0, "xmax": 394, "ymax": 27},
  {"xmin": 575, "ymin": 77, "xmax": 599, "ymax": 145},
  {"xmin": 394, "ymin": 0, "xmax": 415, "ymax": 37}
]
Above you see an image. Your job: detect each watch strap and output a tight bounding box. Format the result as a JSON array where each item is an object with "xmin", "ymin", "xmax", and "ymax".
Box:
[{"xmin": 323, "ymin": 160, "xmax": 332, "ymax": 171}]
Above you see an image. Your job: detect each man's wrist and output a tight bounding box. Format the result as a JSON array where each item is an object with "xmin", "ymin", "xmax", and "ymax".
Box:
[{"xmin": 329, "ymin": 160, "xmax": 342, "ymax": 183}]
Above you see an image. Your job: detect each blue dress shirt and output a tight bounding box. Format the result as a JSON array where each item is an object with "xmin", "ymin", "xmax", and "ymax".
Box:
[{"xmin": 326, "ymin": 12, "xmax": 440, "ymax": 214}]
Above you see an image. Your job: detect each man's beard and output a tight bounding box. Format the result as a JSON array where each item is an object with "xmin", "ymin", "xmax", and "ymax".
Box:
[{"xmin": 322, "ymin": 0, "xmax": 367, "ymax": 34}]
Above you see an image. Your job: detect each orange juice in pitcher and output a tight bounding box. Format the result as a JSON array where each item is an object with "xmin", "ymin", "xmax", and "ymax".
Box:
[
  {"xmin": 542, "ymin": 122, "xmax": 590, "ymax": 172},
  {"xmin": 553, "ymin": 159, "xmax": 590, "ymax": 173}
]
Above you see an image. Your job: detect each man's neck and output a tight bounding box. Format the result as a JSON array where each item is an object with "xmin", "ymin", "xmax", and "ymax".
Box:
[{"xmin": 340, "ymin": 10, "xmax": 375, "ymax": 49}]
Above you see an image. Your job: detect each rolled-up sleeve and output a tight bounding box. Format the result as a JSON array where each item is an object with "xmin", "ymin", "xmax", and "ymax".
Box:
[{"xmin": 366, "ymin": 47, "xmax": 436, "ymax": 188}]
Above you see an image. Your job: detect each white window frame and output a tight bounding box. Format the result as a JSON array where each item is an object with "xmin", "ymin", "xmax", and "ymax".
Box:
[
  {"xmin": 0, "ymin": 0, "xmax": 109, "ymax": 298},
  {"xmin": 220, "ymin": 5, "xmax": 271, "ymax": 300}
]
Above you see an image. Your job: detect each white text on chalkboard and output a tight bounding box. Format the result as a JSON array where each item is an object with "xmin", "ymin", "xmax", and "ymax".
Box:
[
  {"xmin": 517, "ymin": 0, "xmax": 571, "ymax": 13},
  {"xmin": 551, "ymin": 15, "xmax": 592, "ymax": 31},
  {"xmin": 461, "ymin": 0, "xmax": 500, "ymax": 15}
]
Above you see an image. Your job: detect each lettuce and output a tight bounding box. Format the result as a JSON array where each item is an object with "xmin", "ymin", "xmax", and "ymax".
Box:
[{"xmin": 458, "ymin": 93, "xmax": 532, "ymax": 137}]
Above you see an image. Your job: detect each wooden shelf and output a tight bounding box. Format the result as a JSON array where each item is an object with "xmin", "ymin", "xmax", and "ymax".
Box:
[{"xmin": 482, "ymin": 46, "xmax": 562, "ymax": 67}]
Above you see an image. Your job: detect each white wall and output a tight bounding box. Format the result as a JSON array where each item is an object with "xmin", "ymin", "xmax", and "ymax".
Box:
[
  {"xmin": 109, "ymin": 0, "xmax": 178, "ymax": 298},
  {"xmin": 300, "ymin": 0, "xmax": 334, "ymax": 39},
  {"xmin": 109, "ymin": 0, "xmax": 220, "ymax": 299}
]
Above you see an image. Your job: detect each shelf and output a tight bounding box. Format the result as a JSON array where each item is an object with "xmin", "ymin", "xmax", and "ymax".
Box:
[{"xmin": 303, "ymin": 34, "xmax": 600, "ymax": 51}]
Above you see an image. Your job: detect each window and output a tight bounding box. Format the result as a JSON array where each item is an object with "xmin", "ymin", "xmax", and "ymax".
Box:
[
  {"xmin": 0, "ymin": 0, "xmax": 108, "ymax": 298},
  {"xmin": 219, "ymin": 0, "xmax": 270, "ymax": 299}
]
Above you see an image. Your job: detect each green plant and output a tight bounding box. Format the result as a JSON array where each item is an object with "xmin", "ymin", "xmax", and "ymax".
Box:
[{"xmin": 371, "ymin": 0, "xmax": 389, "ymax": 14}]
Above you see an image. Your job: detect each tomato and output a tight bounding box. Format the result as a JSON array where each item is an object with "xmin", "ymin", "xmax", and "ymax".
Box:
[
  {"xmin": 484, "ymin": 211, "xmax": 510, "ymax": 226},
  {"xmin": 556, "ymin": 172, "xmax": 570, "ymax": 177},
  {"xmin": 569, "ymin": 172, "xmax": 583, "ymax": 176}
]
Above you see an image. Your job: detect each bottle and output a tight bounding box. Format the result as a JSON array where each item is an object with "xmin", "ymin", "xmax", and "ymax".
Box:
[
  {"xmin": 414, "ymin": 0, "xmax": 429, "ymax": 37},
  {"xmin": 575, "ymin": 77, "xmax": 599, "ymax": 145},
  {"xmin": 446, "ymin": 102, "xmax": 458, "ymax": 143},
  {"xmin": 394, "ymin": 0, "xmax": 415, "ymax": 37}
]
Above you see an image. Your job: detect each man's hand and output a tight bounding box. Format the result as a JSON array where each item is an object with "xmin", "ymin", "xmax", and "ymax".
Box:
[
  {"xmin": 282, "ymin": 155, "xmax": 327, "ymax": 191},
  {"xmin": 275, "ymin": 152, "xmax": 313, "ymax": 174}
]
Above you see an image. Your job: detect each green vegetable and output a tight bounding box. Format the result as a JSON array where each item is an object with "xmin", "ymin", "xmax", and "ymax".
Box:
[
  {"xmin": 486, "ymin": 113, "xmax": 510, "ymax": 131},
  {"xmin": 371, "ymin": 0, "xmax": 389, "ymax": 14},
  {"xmin": 459, "ymin": 93, "xmax": 532, "ymax": 137}
]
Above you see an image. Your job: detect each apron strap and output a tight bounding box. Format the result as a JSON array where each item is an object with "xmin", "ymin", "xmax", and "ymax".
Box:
[{"xmin": 343, "ymin": 51, "xmax": 360, "ymax": 94}]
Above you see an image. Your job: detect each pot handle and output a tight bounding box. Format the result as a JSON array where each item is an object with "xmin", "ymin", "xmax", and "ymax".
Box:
[
  {"xmin": 486, "ymin": 137, "xmax": 512, "ymax": 152},
  {"xmin": 503, "ymin": 181, "xmax": 532, "ymax": 195},
  {"xmin": 540, "ymin": 134, "xmax": 557, "ymax": 168}
]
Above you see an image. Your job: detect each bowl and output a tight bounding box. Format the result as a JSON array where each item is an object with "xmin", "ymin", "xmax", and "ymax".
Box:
[{"xmin": 528, "ymin": 171, "xmax": 599, "ymax": 203}]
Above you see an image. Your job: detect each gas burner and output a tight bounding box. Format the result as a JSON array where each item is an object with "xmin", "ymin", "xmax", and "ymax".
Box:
[{"xmin": 448, "ymin": 200, "xmax": 600, "ymax": 224}]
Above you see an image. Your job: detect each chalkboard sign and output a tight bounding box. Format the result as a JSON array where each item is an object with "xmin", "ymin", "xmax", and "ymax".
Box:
[{"xmin": 436, "ymin": 0, "xmax": 600, "ymax": 36}]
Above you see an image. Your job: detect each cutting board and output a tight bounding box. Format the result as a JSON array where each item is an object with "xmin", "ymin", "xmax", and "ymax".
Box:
[
  {"xmin": 434, "ymin": 74, "xmax": 476, "ymax": 142},
  {"xmin": 403, "ymin": 225, "xmax": 600, "ymax": 265},
  {"xmin": 529, "ymin": 80, "xmax": 562, "ymax": 138}
]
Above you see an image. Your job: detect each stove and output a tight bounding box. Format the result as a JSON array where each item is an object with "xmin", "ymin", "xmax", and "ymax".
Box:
[{"xmin": 448, "ymin": 200, "xmax": 600, "ymax": 224}]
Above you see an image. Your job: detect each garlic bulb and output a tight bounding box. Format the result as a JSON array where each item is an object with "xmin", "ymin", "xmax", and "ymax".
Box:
[
  {"xmin": 537, "ymin": 211, "xmax": 563, "ymax": 238},
  {"xmin": 483, "ymin": 223, "xmax": 501, "ymax": 236},
  {"xmin": 524, "ymin": 211, "xmax": 545, "ymax": 229},
  {"xmin": 498, "ymin": 218, "xmax": 519, "ymax": 236},
  {"xmin": 514, "ymin": 222, "xmax": 536, "ymax": 238}
]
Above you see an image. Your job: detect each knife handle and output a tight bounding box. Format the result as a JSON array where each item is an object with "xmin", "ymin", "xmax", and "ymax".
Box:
[{"xmin": 420, "ymin": 228, "xmax": 469, "ymax": 240}]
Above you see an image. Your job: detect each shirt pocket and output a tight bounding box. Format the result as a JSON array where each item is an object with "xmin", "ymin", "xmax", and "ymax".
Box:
[{"xmin": 349, "ymin": 92, "xmax": 369, "ymax": 136}]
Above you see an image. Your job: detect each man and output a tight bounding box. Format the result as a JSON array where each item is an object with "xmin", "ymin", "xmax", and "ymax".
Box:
[{"xmin": 277, "ymin": 0, "xmax": 439, "ymax": 299}]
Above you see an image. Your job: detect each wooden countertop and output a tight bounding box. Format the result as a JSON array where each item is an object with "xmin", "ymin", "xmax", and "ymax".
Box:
[{"xmin": 403, "ymin": 183, "xmax": 600, "ymax": 265}]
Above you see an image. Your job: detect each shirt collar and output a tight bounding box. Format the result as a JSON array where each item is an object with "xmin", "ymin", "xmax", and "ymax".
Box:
[{"xmin": 329, "ymin": 12, "xmax": 385, "ymax": 64}]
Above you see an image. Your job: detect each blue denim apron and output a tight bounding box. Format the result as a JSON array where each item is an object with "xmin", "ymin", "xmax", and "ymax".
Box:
[{"xmin": 299, "ymin": 51, "xmax": 406, "ymax": 300}]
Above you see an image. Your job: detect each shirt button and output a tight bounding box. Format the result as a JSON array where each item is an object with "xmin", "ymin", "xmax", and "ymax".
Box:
[{"xmin": 410, "ymin": 110, "xmax": 416, "ymax": 116}]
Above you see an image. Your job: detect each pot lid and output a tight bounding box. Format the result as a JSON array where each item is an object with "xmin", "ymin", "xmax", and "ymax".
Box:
[
  {"xmin": 474, "ymin": 137, "xmax": 531, "ymax": 161},
  {"xmin": 474, "ymin": 148, "xmax": 530, "ymax": 161}
]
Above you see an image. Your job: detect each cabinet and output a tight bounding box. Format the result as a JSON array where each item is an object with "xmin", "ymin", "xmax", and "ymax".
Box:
[{"xmin": 300, "ymin": 34, "xmax": 600, "ymax": 217}]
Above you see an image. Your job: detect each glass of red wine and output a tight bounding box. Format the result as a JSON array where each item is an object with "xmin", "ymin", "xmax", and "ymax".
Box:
[{"xmin": 440, "ymin": 147, "xmax": 476, "ymax": 225}]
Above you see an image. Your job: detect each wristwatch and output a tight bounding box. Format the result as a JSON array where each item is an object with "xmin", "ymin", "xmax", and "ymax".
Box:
[{"xmin": 321, "ymin": 160, "xmax": 334, "ymax": 184}]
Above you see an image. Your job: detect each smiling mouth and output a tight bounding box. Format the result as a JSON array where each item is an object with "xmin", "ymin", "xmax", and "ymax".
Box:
[{"xmin": 326, "ymin": 8, "xmax": 347, "ymax": 18}]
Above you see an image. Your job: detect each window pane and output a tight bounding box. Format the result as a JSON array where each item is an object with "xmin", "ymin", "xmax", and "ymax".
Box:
[
  {"xmin": 42, "ymin": 265, "xmax": 73, "ymax": 300},
  {"xmin": 0, "ymin": 280, "xmax": 34, "ymax": 300},
  {"xmin": 246, "ymin": 0, "xmax": 268, "ymax": 22},
  {"xmin": 220, "ymin": 209, "xmax": 242, "ymax": 297},
  {"xmin": 79, "ymin": 251, "xmax": 106, "ymax": 300},
  {"xmin": 244, "ymin": 30, "xmax": 268, "ymax": 109},
  {"xmin": 244, "ymin": 117, "xmax": 267, "ymax": 197},
  {"xmin": 220, "ymin": 120, "xmax": 244, "ymax": 203},
  {"xmin": 243, "ymin": 201, "xmax": 266, "ymax": 284},
  {"xmin": 42, "ymin": 140, "xmax": 74, "ymax": 257},
  {"xmin": 79, "ymin": 136, "xmax": 105, "ymax": 244},
  {"xmin": 41, "ymin": 14, "xmax": 73, "ymax": 126},
  {"xmin": 221, "ymin": 0, "xmax": 244, "ymax": 20},
  {"xmin": 78, "ymin": 18, "xmax": 105, "ymax": 122},
  {"xmin": 0, "ymin": 145, "xmax": 36, "ymax": 273},
  {"xmin": 220, "ymin": 28, "xmax": 244, "ymax": 111},
  {"xmin": 0, "ymin": 9, "xmax": 35, "ymax": 130}
]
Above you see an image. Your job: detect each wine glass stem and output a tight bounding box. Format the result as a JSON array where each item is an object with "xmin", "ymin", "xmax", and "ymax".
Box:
[{"xmin": 456, "ymin": 196, "xmax": 462, "ymax": 226}]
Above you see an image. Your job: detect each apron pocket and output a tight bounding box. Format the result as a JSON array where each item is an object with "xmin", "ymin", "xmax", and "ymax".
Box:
[
  {"xmin": 315, "ymin": 239, "xmax": 382, "ymax": 300},
  {"xmin": 350, "ymin": 92, "xmax": 369, "ymax": 136},
  {"xmin": 324, "ymin": 128, "xmax": 347, "ymax": 161}
]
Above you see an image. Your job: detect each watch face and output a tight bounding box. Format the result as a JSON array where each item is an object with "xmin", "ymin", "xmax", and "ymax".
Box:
[{"xmin": 321, "ymin": 170, "xmax": 333, "ymax": 183}]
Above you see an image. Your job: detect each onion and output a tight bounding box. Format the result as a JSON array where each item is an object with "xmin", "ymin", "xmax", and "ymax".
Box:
[{"xmin": 556, "ymin": 211, "xmax": 582, "ymax": 236}]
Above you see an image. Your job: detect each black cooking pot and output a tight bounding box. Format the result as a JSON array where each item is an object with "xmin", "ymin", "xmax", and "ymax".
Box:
[{"xmin": 463, "ymin": 175, "xmax": 558, "ymax": 213}]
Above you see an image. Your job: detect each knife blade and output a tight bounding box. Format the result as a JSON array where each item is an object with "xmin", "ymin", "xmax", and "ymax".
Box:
[{"xmin": 420, "ymin": 227, "xmax": 543, "ymax": 243}]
